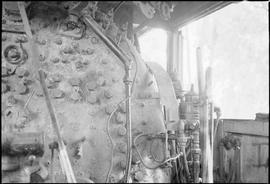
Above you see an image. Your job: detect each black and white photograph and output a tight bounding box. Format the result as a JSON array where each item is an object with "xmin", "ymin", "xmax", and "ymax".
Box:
[{"xmin": 1, "ymin": 1, "xmax": 269, "ymax": 183}]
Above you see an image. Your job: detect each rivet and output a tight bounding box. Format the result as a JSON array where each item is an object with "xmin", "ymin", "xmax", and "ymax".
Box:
[
  {"xmin": 71, "ymin": 42, "xmax": 79, "ymax": 49},
  {"xmin": 7, "ymin": 95, "xmax": 17, "ymax": 105},
  {"xmin": 87, "ymin": 93, "xmax": 97, "ymax": 104},
  {"xmin": 50, "ymin": 89, "xmax": 64, "ymax": 99},
  {"xmin": 118, "ymin": 126, "xmax": 127, "ymax": 136},
  {"xmin": 75, "ymin": 61, "xmax": 84, "ymax": 69},
  {"xmin": 63, "ymin": 46, "xmax": 75, "ymax": 54},
  {"xmin": 61, "ymin": 57, "xmax": 69, "ymax": 64},
  {"xmin": 70, "ymin": 91, "xmax": 81, "ymax": 102},
  {"xmin": 91, "ymin": 37, "xmax": 99, "ymax": 44},
  {"xmin": 82, "ymin": 48, "xmax": 94, "ymax": 55},
  {"xmin": 116, "ymin": 113, "xmax": 125, "ymax": 124},
  {"xmin": 46, "ymin": 80, "xmax": 58, "ymax": 89},
  {"xmin": 104, "ymin": 89, "xmax": 113, "ymax": 99},
  {"xmin": 82, "ymin": 59, "xmax": 90, "ymax": 65},
  {"xmin": 69, "ymin": 78, "xmax": 81, "ymax": 86},
  {"xmin": 15, "ymin": 35, "xmax": 28, "ymax": 43},
  {"xmin": 2, "ymin": 67, "xmax": 9, "ymax": 77},
  {"xmin": 54, "ymin": 38, "xmax": 62, "ymax": 45},
  {"xmin": 36, "ymin": 39, "xmax": 46, "ymax": 45},
  {"xmin": 36, "ymin": 87, "xmax": 44, "ymax": 97},
  {"xmin": 135, "ymin": 171, "xmax": 144, "ymax": 181},
  {"xmin": 51, "ymin": 74, "xmax": 62, "ymax": 82},
  {"xmin": 15, "ymin": 83, "xmax": 27, "ymax": 94},
  {"xmin": 2, "ymin": 83, "xmax": 8, "ymax": 93},
  {"xmin": 101, "ymin": 58, "xmax": 109, "ymax": 65},
  {"xmin": 39, "ymin": 54, "xmax": 46, "ymax": 62},
  {"xmin": 16, "ymin": 68, "xmax": 29, "ymax": 78},
  {"xmin": 86, "ymin": 81, "xmax": 97, "ymax": 91},
  {"xmin": 50, "ymin": 57, "xmax": 60, "ymax": 63},
  {"xmin": 2, "ymin": 34, "xmax": 7, "ymax": 42},
  {"xmin": 97, "ymin": 77, "xmax": 106, "ymax": 86},
  {"xmin": 105, "ymin": 104, "xmax": 115, "ymax": 115}
]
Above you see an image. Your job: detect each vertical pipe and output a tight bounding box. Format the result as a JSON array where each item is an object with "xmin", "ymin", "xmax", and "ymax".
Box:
[
  {"xmin": 206, "ymin": 67, "xmax": 214, "ymax": 181},
  {"xmin": 205, "ymin": 67, "xmax": 213, "ymax": 183},
  {"xmin": 179, "ymin": 31, "xmax": 184, "ymax": 85},
  {"xmin": 123, "ymin": 66, "xmax": 132, "ymax": 183},
  {"xmin": 167, "ymin": 29, "xmax": 180, "ymax": 78},
  {"xmin": 196, "ymin": 47, "xmax": 204, "ymax": 96}
]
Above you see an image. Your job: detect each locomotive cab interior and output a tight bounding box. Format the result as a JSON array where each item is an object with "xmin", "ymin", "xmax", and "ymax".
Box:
[{"xmin": 1, "ymin": 1, "xmax": 268, "ymax": 183}]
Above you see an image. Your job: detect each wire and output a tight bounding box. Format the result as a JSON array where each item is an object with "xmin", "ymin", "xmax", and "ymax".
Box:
[
  {"xmin": 133, "ymin": 134, "xmax": 182, "ymax": 169},
  {"xmin": 105, "ymin": 97, "xmax": 128, "ymax": 183},
  {"xmin": 150, "ymin": 139, "xmax": 166, "ymax": 163}
]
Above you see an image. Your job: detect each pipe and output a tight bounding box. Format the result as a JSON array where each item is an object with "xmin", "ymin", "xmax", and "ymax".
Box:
[
  {"xmin": 82, "ymin": 14, "xmax": 133, "ymax": 182},
  {"xmin": 123, "ymin": 67, "xmax": 132, "ymax": 182},
  {"xmin": 82, "ymin": 15, "xmax": 131, "ymax": 68}
]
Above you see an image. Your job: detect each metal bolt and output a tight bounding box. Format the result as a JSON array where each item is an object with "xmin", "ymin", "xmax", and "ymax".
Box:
[
  {"xmin": 51, "ymin": 74, "xmax": 62, "ymax": 82},
  {"xmin": 39, "ymin": 54, "xmax": 46, "ymax": 62},
  {"xmin": 70, "ymin": 91, "xmax": 81, "ymax": 102},
  {"xmin": 69, "ymin": 78, "xmax": 81, "ymax": 86},
  {"xmin": 91, "ymin": 37, "xmax": 99, "ymax": 44},
  {"xmin": 61, "ymin": 57, "xmax": 69, "ymax": 64},
  {"xmin": 15, "ymin": 35, "xmax": 28, "ymax": 43},
  {"xmin": 105, "ymin": 104, "xmax": 115, "ymax": 114},
  {"xmin": 101, "ymin": 58, "xmax": 109, "ymax": 65},
  {"xmin": 75, "ymin": 61, "xmax": 84, "ymax": 69},
  {"xmin": 50, "ymin": 57, "xmax": 60, "ymax": 63},
  {"xmin": 97, "ymin": 77, "xmax": 106, "ymax": 86},
  {"xmin": 7, "ymin": 95, "xmax": 17, "ymax": 105},
  {"xmin": 2, "ymin": 34, "xmax": 7, "ymax": 41},
  {"xmin": 118, "ymin": 126, "xmax": 127, "ymax": 136},
  {"xmin": 134, "ymin": 171, "xmax": 144, "ymax": 181},
  {"xmin": 50, "ymin": 89, "xmax": 64, "ymax": 99},
  {"xmin": 86, "ymin": 81, "xmax": 97, "ymax": 91},
  {"xmin": 104, "ymin": 89, "xmax": 113, "ymax": 99},
  {"xmin": 16, "ymin": 68, "xmax": 29, "ymax": 78},
  {"xmin": 15, "ymin": 83, "xmax": 27, "ymax": 94},
  {"xmin": 116, "ymin": 113, "xmax": 125, "ymax": 124},
  {"xmin": 2, "ymin": 67, "xmax": 9, "ymax": 77},
  {"xmin": 54, "ymin": 38, "xmax": 62, "ymax": 45},
  {"xmin": 87, "ymin": 93, "xmax": 97, "ymax": 104}
]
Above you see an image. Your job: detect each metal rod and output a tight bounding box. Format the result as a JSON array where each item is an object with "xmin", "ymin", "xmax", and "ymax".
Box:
[
  {"xmin": 124, "ymin": 70, "xmax": 132, "ymax": 182},
  {"xmin": 18, "ymin": 2, "xmax": 76, "ymax": 182},
  {"xmin": 39, "ymin": 70, "xmax": 77, "ymax": 183},
  {"xmin": 205, "ymin": 67, "xmax": 214, "ymax": 183}
]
